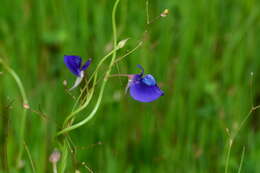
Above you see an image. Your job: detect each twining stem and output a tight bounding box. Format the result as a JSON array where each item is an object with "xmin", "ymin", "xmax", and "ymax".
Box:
[
  {"xmin": 57, "ymin": 0, "xmax": 121, "ymax": 135},
  {"xmin": 63, "ymin": 40, "xmax": 142, "ymax": 131},
  {"xmin": 63, "ymin": 87, "xmax": 94, "ymax": 127},
  {"xmin": 0, "ymin": 58, "xmax": 28, "ymax": 167},
  {"xmin": 58, "ymin": 2, "xmax": 121, "ymax": 172},
  {"xmin": 68, "ymin": 47, "xmax": 120, "ymax": 117}
]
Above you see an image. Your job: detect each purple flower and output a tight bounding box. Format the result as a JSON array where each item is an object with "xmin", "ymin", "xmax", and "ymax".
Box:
[
  {"xmin": 64, "ymin": 55, "xmax": 92, "ymax": 90},
  {"xmin": 127, "ymin": 65, "xmax": 164, "ymax": 102},
  {"xmin": 64, "ymin": 55, "xmax": 91, "ymax": 77}
]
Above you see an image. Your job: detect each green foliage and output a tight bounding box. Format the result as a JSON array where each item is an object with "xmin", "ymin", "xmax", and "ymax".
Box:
[{"xmin": 0, "ymin": 0, "xmax": 260, "ymax": 172}]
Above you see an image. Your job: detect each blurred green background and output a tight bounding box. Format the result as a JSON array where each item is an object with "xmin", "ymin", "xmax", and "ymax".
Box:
[{"xmin": 1, "ymin": 0, "xmax": 260, "ymax": 172}]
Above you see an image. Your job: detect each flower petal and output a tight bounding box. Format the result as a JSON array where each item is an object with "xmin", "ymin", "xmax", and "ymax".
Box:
[
  {"xmin": 69, "ymin": 71, "xmax": 84, "ymax": 91},
  {"xmin": 81, "ymin": 58, "xmax": 92, "ymax": 71},
  {"xmin": 142, "ymin": 74, "xmax": 156, "ymax": 86},
  {"xmin": 64, "ymin": 55, "xmax": 82, "ymax": 76},
  {"xmin": 129, "ymin": 80, "xmax": 164, "ymax": 102}
]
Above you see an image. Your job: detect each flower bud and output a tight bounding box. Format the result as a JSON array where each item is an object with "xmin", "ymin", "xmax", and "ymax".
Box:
[
  {"xmin": 49, "ymin": 149, "xmax": 61, "ymax": 163},
  {"xmin": 117, "ymin": 38, "xmax": 129, "ymax": 49},
  {"xmin": 160, "ymin": 9, "xmax": 169, "ymax": 17}
]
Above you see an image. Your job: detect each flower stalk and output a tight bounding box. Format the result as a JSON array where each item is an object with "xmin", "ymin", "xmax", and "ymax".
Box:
[
  {"xmin": 57, "ymin": 0, "xmax": 121, "ymax": 136},
  {"xmin": 0, "ymin": 58, "xmax": 28, "ymax": 167}
]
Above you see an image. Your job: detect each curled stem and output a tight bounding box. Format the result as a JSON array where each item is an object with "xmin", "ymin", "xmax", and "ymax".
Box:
[
  {"xmin": 70, "ymin": 43, "xmax": 123, "ymax": 112},
  {"xmin": 57, "ymin": 0, "xmax": 121, "ymax": 136},
  {"xmin": 63, "ymin": 87, "xmax": 94, "ymax": 127}
]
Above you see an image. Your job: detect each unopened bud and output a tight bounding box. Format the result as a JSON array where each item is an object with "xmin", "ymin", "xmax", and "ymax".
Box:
[
  {"xmin": 117, "ymin": 38, "xmax": 129, "ymax": 49},
  {"xmin": 23, "ymin": 103, "xmax": 30, "ymax": 109},
  {"xmin": 161, "ymin": 9, "xmax": 169, "ymax": 17},
  {"xmin": 49, "ymin": 149, "xmax": 61, "ymax": 163}
]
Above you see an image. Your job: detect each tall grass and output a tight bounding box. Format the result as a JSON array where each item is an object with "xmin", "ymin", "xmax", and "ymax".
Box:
[{"xmin": 0, "ymin": 0, "xmax": 260, "ymax": 172}]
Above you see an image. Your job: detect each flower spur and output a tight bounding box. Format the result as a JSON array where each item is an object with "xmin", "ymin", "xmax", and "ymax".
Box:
[{"xmin": 64, "ymin": 55, "xmax": 92, "ymax": 90}]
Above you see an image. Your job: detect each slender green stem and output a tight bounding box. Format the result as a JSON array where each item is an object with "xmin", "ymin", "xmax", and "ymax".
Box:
[
  {"xmin": 225, "ymin": 139, "xmax": 233, "ymax": 173},
  {"xmin": 57, "ymin": 0, "xmax": 121, "ymax": 135},
  {"xmin": 109, "ymin": 74, "xmax": 130, "ymax": 78},
  {"xmin": 0, "ymin": 59, "xmax": 28, "ymax": 104},
  {"xmin": 63, "ymin": 87, "xmax": 94, "ymax": 127},
  {"xmin": 24, "ymin": 142, "xmax": 36, "ymax": 173},
  {"xmin": 53, "ymin": 163, "xmax": 58, "ymax": 173},
  {"xmin": 59, "ymin": 140, "xmax": 68, "ymax": 173},
  {"xmin": 146, "ymin": 0, "xmax": 150, "ymax": 24},
  {"xmin": 58, "ymin": 2, "xmax": 122, "ymax": 172},
  {"xmin": 113, "ymin": 41, "xmax": 143, "ymax": 64},
  {"xmin": 69, "ymin": 47, "xmax": 120, "ymax": 114},
  {"xmin": 224, "ymin": 105, "xmax": 260, "ymax": 172},
  {"xmin": 88, "ymin": 47, "xmax": 120, "ymax": 83},
  {"xmin": 234, "ymin": 105, "xmax": 260, "ymax": 138},
  {"xmin": 238, "ymin": 147, "xmax": 245, "ymax": 173},
  {"xmin": 69, "ymin": 39, "xmax": 140, "ymax": 119},
  {"xmin": 0, "ymin": 58, "xmax": 28, "ymax": 166}
]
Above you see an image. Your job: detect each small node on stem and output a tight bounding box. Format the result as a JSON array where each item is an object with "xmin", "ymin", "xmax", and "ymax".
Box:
[
  {"xmin": 23, "ymin": 103, "xmax": 30, "ymax": 110},
  {"xmin": 233, "ymin": 122, "xmax": 239, "ymax": 131},
  {"xmin": 63, "ymin": 80, "xmax": 68, "ymax": 86},
  {"xmin": 225, "ymin": 128, "xmax": 230, "ymax": 137},
  {"xmin": 250, "ymin": 72, "xmax": 254, "ymax": 76},
  {"xmin": 82, "ymin": 162, "xmax": 93, "ymax": 173},
  {"xmin": 229, "ymin": 139, "xmax": 233, "ymax": 146},
  {"xmin": 160, "ymin": 9, "xmax": 169, "ymax": 17}
]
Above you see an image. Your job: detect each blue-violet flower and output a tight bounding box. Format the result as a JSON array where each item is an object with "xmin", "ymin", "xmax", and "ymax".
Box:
[
  {"xmin": 127, "ymin": 65, "xmax": 164, "ymax": 102},
  {"xmin": 64, "ymin": 55, "xmax": 91, "ymax": 90}
]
